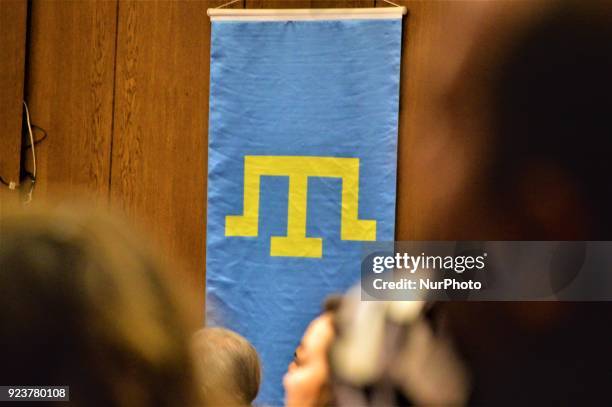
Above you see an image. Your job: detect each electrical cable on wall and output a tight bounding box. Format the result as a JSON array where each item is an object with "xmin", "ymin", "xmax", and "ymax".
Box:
[
  {"xmin": 0, "ymin": 101, "xmax": 48, "ymax": 203},
  {"xmin": 0, "ymin": 175, "xmax": 12, "ymax": 188},
  {"xmin": 24, "ymin": 125, "xmax": 48, "ymax": 148},
  {"xmin": 0, "ymin": 102, "xmax": 47, "ymax": 194},
  {"xmin": 22, "ymin": 100, "xmax": 37, "ymax": 204}
]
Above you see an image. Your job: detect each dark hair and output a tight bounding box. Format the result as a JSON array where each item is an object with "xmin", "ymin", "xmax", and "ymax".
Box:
[
  {"xmin": 496, "ymin": 1, "xmax": 612, "ymax": 234},
  {"xmin": 323, "ymin": 294, "xmax": 343, "ymax": 314},
  {"xmin": 448, "ymin": 1, "xmax": 612, "ymax": 239},
  {"xmin": 439, "ymin": 2, "xmax": 612, "ymax": 404},
  {"xmin": 0, "ymin": 206, "xmax": 196, "ymax": 406}
]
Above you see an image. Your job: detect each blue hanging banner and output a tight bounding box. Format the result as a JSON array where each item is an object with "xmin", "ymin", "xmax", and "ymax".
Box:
[{"xmin": 206, "ymin": 7, "xmax": 404, "ymax": 405}]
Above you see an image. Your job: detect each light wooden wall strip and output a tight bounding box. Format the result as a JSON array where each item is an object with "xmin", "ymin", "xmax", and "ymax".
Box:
[
  {"xmin": 111, "ymin": 0, "xmax": 216, "ymax": 319},
  {"xmin": 25, "ymin": 0, "xmax": 117, "ymax": 203},
  {"xmin": 393, "ymin": 1, "xmax": 503, "ymax": 240}
]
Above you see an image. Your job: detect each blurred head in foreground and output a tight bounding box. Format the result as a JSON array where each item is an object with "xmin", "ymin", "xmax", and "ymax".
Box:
[
  {"xmin": 426, "ymin": 0, "xmax": 612, "ymax": 404},
  {"xmin": 425, "ymin": 0, "xmax": 612, "ymax": 240},
  {"xmin": 192, "ymin": 327, "xmax": 260, "ymax": 407},
  {"xmin": 0, "ymin": 206, "xmax": 196, "ymax": 406},
  {"xmin": 283, "ymin": 296, "xmax": 341, "ymax": 407}
]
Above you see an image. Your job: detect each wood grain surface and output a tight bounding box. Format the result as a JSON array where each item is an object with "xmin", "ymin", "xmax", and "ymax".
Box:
[
  {"xmin": 25, "ymin": 0, "xmax": 117, "ymax": 204},
  {"xmin": 393, "ymin": 1, "xmax": 511, "ymax": 239},
  {"xmin": 0, "ymin": 0, "xmax": 27, "ymax": 187},
  {"xmin": 246, "ymin": 0, "xmax": 374, "ymax": 7},
  {"xmin": 111, "ymin": 0, "xmax": 217, "ymax": 317}
]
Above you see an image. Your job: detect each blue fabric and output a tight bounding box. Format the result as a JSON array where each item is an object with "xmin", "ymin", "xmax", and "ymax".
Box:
[{"xmin": 206, "ymin": 18, "xmax": 402, "ymax": 406}]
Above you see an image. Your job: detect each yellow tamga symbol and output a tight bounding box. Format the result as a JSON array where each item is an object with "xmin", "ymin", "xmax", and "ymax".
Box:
[{"xmin": 225, "ymin": 156, "xmax": 377, "ymax": 258}]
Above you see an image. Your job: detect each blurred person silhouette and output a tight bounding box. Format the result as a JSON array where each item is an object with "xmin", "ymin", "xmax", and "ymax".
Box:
[
  {"xmin": 0, "ymin": 206, "xmax": 198, "ymax": 406},
  {"xmin": 438, "ymin": 1, "xmax": 612, "ymax": 404},
  {"xmin": 283, "ymin": 297, "xmax": 341, "ymax": 407},
  {"xmin": 192, "ymin": 327, "xmax": 261, "ymax": 407},
  {"xmin": 331, "ymin": 1, "xmax": 612, "ymax": 405}
]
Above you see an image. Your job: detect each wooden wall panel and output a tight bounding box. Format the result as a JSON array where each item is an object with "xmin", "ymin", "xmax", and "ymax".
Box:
[
  {"xmin": 0, "ymin": 0, "xmax": 27, "ymax": 188},
  {"xmin": 246, "ymin": 0, "xmax": 374, "ymax": 7},
  {"xmin": 111, "ymin": 0, "xmax": 214, "ymax": 318},
  {"xmin": 0, "ymin": 188, "xmax": 20, "ymax": 219},
  {"xmin": 25, "ymin": 0, "xmax": 117, "ymax": 203},
  {"xmin": 380, "ymin": 1, "xmax": 496, "ymax": 239}
]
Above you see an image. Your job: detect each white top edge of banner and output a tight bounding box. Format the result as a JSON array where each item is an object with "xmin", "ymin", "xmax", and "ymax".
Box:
[{"xmin": 207, "ymin": 7, "xmax": 407, "ymax": 21}]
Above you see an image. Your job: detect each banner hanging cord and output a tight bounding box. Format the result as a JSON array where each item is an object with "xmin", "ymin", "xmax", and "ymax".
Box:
[
  {"xmin": 216, "ymin": 0, "xmax": 241, "ymax": 9},
  {"xmin": 381, "ymin": 0, "xmax": 402, "ymax": 8}
]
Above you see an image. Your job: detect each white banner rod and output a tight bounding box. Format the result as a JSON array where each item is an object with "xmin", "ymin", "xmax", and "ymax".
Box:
[{"xmin": 207, "ymin": 7, "xmax": 407, "ymax": 21}]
